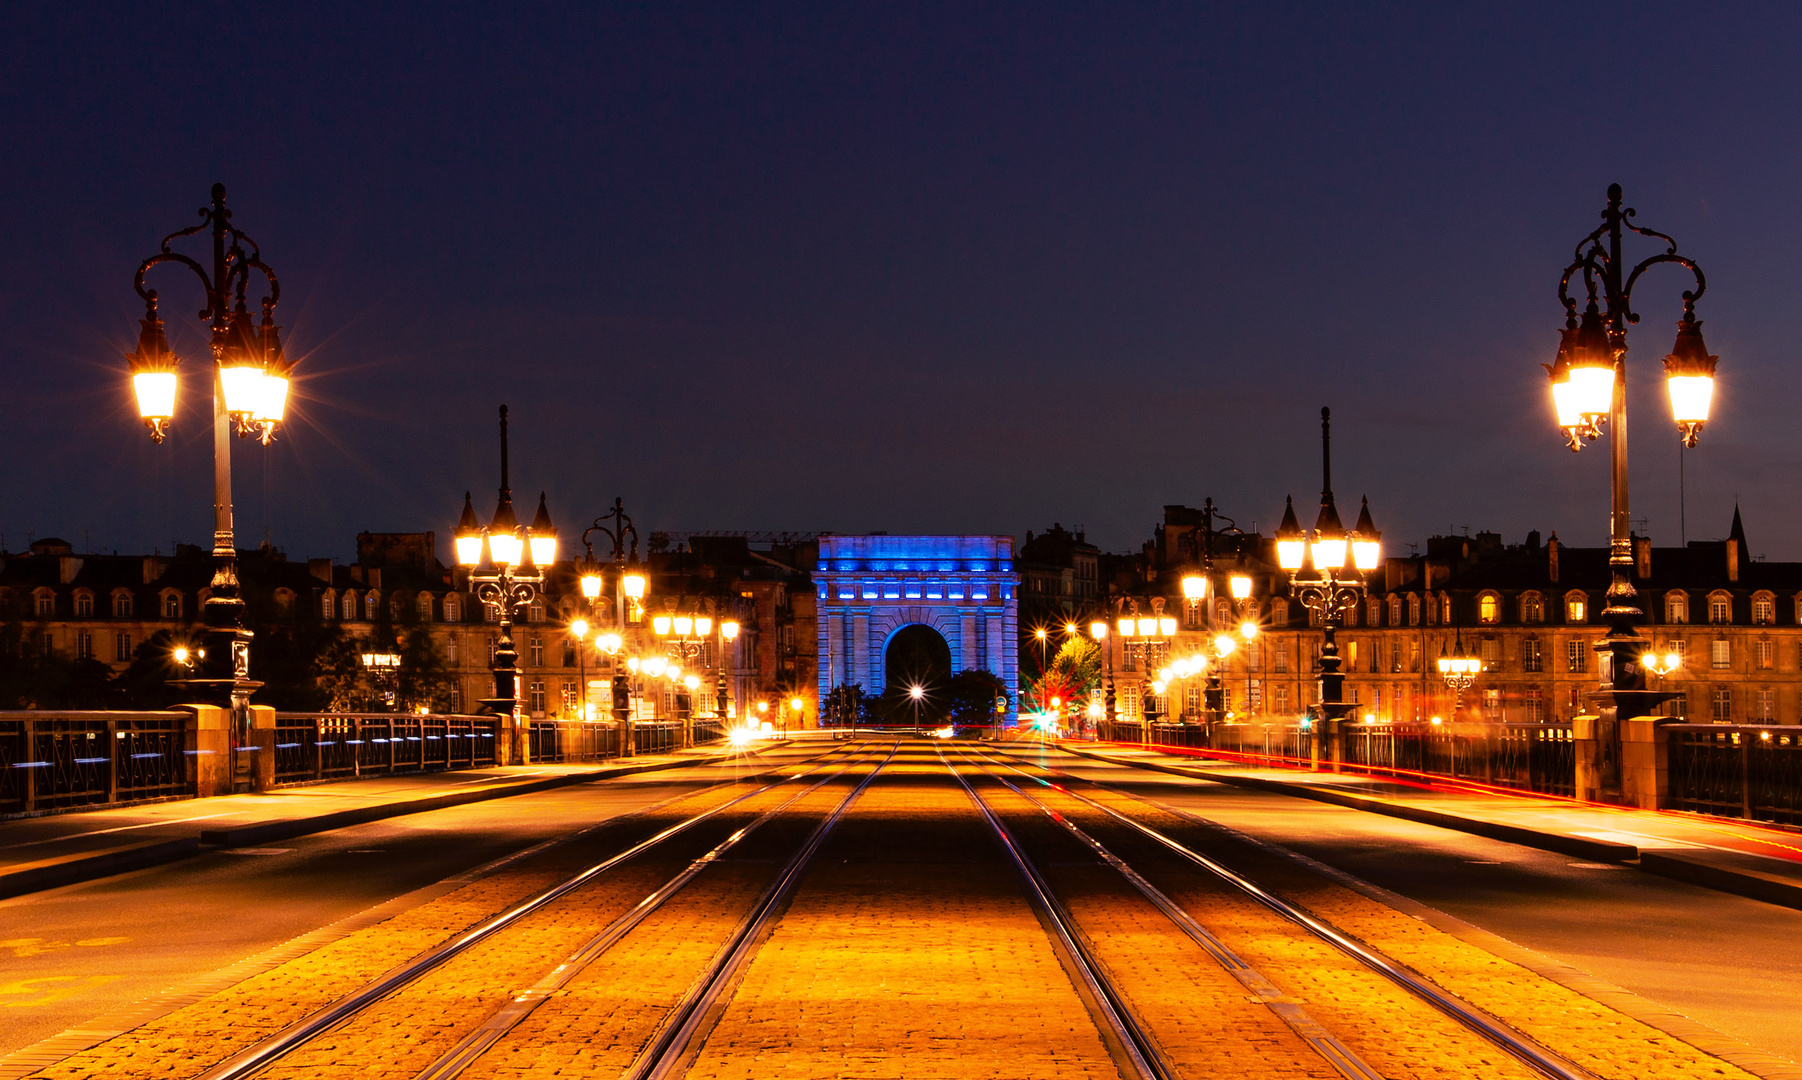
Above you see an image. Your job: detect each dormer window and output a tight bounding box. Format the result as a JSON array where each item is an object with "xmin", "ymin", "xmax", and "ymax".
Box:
[
  {"xmin": 1566, "ymin": 595, "xmax": 1587, "ymax": 623},
  {"xmin": 1521, "ymin": 593, "xmax": 1544, "ymax": 623},
  {"xmin": 1709, "ymin": 594, "xmax": 1731, "ymax": 624},
  {"xmin": 1753, "ymin": 595, "xmax": 1774, "ymax": 626},
  {"xmin": 35, "ymin": 593, "xmax": 53, "ymax": 617},
  {"xmin": 113, "ymin": 592, "xmax": 133, "ymax": 617},
  {"xmin": 74, "ymin": 592, "xmax": 93, "ymax": 617},
  {"xmin": 1667, "ymin": 593, "xmax": 1688, "ymax": 624},
  {"xmin": 1478, "ymin": 593, "xmax": 1500, "ymax": 624}
]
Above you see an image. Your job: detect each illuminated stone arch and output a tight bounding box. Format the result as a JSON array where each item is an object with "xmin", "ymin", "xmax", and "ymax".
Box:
[{"xmin": 815, "ymin": 535, "xmax": 1020, "ymax": 725}]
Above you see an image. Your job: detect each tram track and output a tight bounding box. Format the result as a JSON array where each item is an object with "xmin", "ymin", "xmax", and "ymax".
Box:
[
  {"xmin": 955, "ymin": 742, "xmax": 1594, "ymax": 1080},
  {"xmin": 188, "ymin": 740, "xmax": 897, "ymax": 1080}
]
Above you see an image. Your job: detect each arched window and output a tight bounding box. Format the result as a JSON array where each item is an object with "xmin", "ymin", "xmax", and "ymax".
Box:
[
  {"xmin": 1440, "ymin": 594, "xmax": 1452, "ymax": 624},
  {"xmin": 444, "ymin": 595, "xmax": 462, "ymax": 622},
  {"xmin": 1666, "ymin": 592, "xmax": 1688, "ymax": 624},
  {"xmin": 1521, "ymin": 593, "xmax": 1544, "ymax": 623},
  {"xmin": 1478, "ymin": 593, "xmax": 1500, "ymax": 624},
  {"xmin": 161, "ymin": 592, "xmax": 182, "ymax": 619},
  {"xmin": 1565, "ymin": 592, "xmax": 1587, "ymax": 623},
  {"xmin": 113, "ymin": 591, "xmax": 133, "ymax": 617},
  {"xmin": 1407, "ymin": 594, "xmax": 1421, "ymax": 626},
  {"xmin": 341, "ymin": 591, "xmax": 357, "ymax": 620},
  {"xmin": 1753, "ymin": 592, "xmax": 1774, "ymax": 626},
  {"xmin": 417, "ymin": 592, "xmax": 435, "ymax": 621},
  {"xmin": 1708, "ymin": 593, "xmax": 1732, "ymax": 624},
  {"xmin": 34, "ymin": 590, "xmax": 54, "ymax": 617},
  {"xmin": 322, "ymin": 591, "xmax": 336, "ymax": 619},
  {"xmin": 365, "ymin": 592, "xmax": 380, "ymax": 621},
  {"xmin": 74, "ymin": 591, "xmax": 94, "ymax": 617},
  {"xmin": 1388, "ymin": 597, "xmax": 1402, "ymax": 626}
]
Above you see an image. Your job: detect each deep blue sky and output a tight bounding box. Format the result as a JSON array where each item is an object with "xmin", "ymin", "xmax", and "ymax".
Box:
[{"xmin": 4, "ymin": 4, "xmax": 1801, "ymax": 563}]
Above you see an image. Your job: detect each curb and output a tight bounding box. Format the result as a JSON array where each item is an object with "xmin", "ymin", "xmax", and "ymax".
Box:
[
  {"xmin": 0, "ymin": 838, "xmax": 201, "ymax": 901},
  {"xmin": 1046, "ymin": 743, "xmax": 1640, "ymax": 863},
  {"xmin": 0, "ymin": 748, "xmax": 769, "ymax": 900},
  {"xmin": 1639, "ymin": 850, "xmax": 1802, "ymax": 913}
]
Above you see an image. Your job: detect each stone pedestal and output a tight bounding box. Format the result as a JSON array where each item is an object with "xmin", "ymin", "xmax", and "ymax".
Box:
[
  {"xmin": 1573, "ymin": 714, "xmax": 1601, "ymax": 801},
  {"xmin": 1620, "ymin": 716, "xmax": 1667, "ymax": 810},
  {"xmin": 183, "ymin": 705, "xmax": 233, "ymax": 798},
  {"xmin": 247, "ymin": 706, "xmax": 276, "ymax": 792}
]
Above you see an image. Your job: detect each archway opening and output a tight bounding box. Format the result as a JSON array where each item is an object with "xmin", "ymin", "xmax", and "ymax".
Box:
[{"xmin": 883, "ymin": 624, "xmax": 953, "ymax": 723}]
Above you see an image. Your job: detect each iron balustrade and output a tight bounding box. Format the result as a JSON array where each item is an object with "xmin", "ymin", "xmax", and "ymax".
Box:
[
  {"xmin": 1091, "ymin": 718, "xmax": 1574, "ymax": 796},
  {"xmin": 0, "ymin": 711, "xmax": 192, "ymax": 814},
  {"xmin": 273, "ymin": 714, "xmax": 499, "ymax": 785},
  {"xmin": 1667, "ymin": 723, "xmax": 1802, "ymax": 825}
]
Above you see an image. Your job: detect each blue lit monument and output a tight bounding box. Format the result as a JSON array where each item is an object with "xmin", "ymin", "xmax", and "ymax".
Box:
[{"xmin": 815, "ymin": 535, "xmax": 1020, "ymax": 727}]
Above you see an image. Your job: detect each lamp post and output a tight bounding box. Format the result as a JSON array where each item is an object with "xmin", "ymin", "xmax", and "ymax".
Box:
[
  {"xmin": 1115, "ymin": 606, "xmax": 1178, "ymax": 724},
  {"xmin": 1436, "ymin": 629, "xmax": 1480, "ymax": 716},
  {"xmin": 453, "ymin": 406, "xmax": 557, "ymax": 761},
  {"xmin": 1274, "ymin": 408, "xmax": 1381, "ymax": 770},
  {"xmin": 1179, "ymin": 501, "xmax": 1259, "ymax": 742},
  {"xmin": 1543, "ymin": 184, "xmax": 1718, "ymax": 794},
  {"xmin": 1089, "ymin": 620, "xmax": 1113, "ymax": 731},
  {"xmin": 651, "ymin": 603, "xmax": 737, "ymax": 746},
  {"xmin": 578, "ymin": 498, "xmax": 645, "ymax": 755},
  {"xmin": 568, "ymin": 619, "xmax": 591, "ymax": 720},
  {"xmin": 127, "ymin": 184, "xmax": 295, "ymax": 792},
  {"xmin": 360, "ymin": 650, "xmax": 402, "ymax": 710}
]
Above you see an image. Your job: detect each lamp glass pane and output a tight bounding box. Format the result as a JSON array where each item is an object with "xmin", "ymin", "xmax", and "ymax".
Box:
[
  {"xmin": 695, "ymin": 616, "xmax": 713, "ymax": 636},
  {"xmin": 1137, "ymin": 618, "xmax": 1157, "ymax": 636},
  {"xmin": 133, "ymin": 371, "xmax": 177, "ymax": 420},
  {"xmin": 1089, "ymin": 621, "xmax": 1108, "ymax": 640},
  {"xmin": 1568, "ymin": 364, "xmax": 1616, "ymax": 417},
  {"xmin": 1352, "ymin": 540, "xmax": 1381, "ymax": 572},
  {"xmin": 1276, "ymin": 539, "xmax": 1306, "ymax": 571},
  {"xmin": 1668, "ymin": 375, "xmax": 1714, "ymax": 424},
  {"xmin": 652, "ymin": 615, "xmax": 672, "ymax": 636},
  {"xmin": 218, "ymin": 364, "xmax": 267, "ymax": 416},
  {"xmin": 253, "ymin": 374, "xmax": 289, "ymax": 422},
  {"xmin": 528, "ymin": 535, "xmax": 557, "ymax": 567},
  {"xmin": 1230, "ymin": 575, "xmax": 1252, "ymax": 599},
  {"xmin": 487, "ymin": 531, "xmax": 523, "ymax": 567},
  {"xmin": 1551, "ymin": 378, "xmax": 1585, "ymax": 428},
  {"xmin": 673, "ymin": 615, "xmax": 693, "ymax": 636},
  {"xmin": 1181, "ymin": 575, "xmax": 1205, "ymax": 599},
  {"xmin": 454, "ymin": 534, "xmax": 484, "ymax": 566},
  {"xmin": 1311, "ymin": 537, "xmax": 1348, "ymax": 570},
  {"xmin": 722, "ymin": 620, "xmax": 740, "ymax": 639},
  {"xmin": 622, "ymin": 574, "xmax": 647, "ymax": 598},
  {"xmin": 579, "ymin": 573, "xmax": 603, "ymax": 599},
  {"xmin": 1116, "ymin": 617, "xmax": 1134, "ymax": 638},
  {"xmin": 1158, "ymin": 617, "xmax": 1177, "ymax": 636}
]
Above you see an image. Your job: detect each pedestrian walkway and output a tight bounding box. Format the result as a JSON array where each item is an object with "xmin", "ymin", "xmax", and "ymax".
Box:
[
  {"xmin": 0, "ymin": 744, "xmax": 776, "ymax": 899},
  {"xmin": 1046, "ymin": 738, "xmax": 1802, "ymax": 910}
]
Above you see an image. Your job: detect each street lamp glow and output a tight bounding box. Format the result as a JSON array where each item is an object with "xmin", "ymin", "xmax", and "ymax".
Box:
[
  {"xmin": 487, "ymin": 530, "xmax": 524, "ymax": 567},
  {"xmin": 597, "ymin": 632, "xmax": 622, "ymax": 654},
  {"xmin": 1137, "ymin": 617, "xmax": 1157, "ymax": 637},
  {"xmin": 622, "ymin": 572, "xmax": 647, "ymax": 599},
  {"xmin": 652, "ymin": 615, "xmax": 672, "ymax": 637},
  {"xmin": 579, "ymin": 570, "xmax": 603, "ymax": 599},
  {"xmin": 569, "ymin": 618, "xmax": 590, "ymax": 640},
  {"xmin": 908, "ymin": 685, "xmax": 924, "ymax": 701},
  {"xmin": 1239, "ymin": 620, "xmax": 1259, "ymax": 639},
  {"xmin": 790, "ymin": 697, "xmax": 804, "ymax": 712},
  {"xmin": 684, "ymin": 674, "xmax": 700, "ymax": 690},
  {"xmin": 1158, "ymin": 617, "xmax": 1177, "ymax": 637},
  {"xmin": 1116, "ymin": 617, "xmax": 1134, "ymax": 638},
  {"xmin": 1229, "ymin": 574, "xmax": 1252, "ymax": 600},
  {"xmin": 1090, "ymin": 621, "xmax": 1108, "ymax": 641},
  {"xmin": 721, "ymin": 619, "xmax": 740, "ymax": 640},
  {"xmin": 1181, "ymin": 575, "xmax": 1205, "ymax": 599},
  {"xmin": 695, "ymin": 615, "xmax": 713, "ymax": 637},
  {"xmin": 1213, "ymin": 634, "xmax": 1236, "ymax": 657},
  {"xmin": 644, "ymin": 657, "xmax": 666, "ymax": 677},
  {"xmin": 1275, "ymin": 496, "xmax": 1306, "ymax": 571},
  {"xmin": 1035, "ymin": 627, "xmax": 1047, "ymax": 640},
  {"xmin": 673, "ymin": 615, "xmax": 693, "ymax": 637}
]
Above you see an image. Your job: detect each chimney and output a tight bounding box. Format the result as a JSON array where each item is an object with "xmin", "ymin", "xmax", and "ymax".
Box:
[
  {"xmin": 1727, "ymin": 539, "xmax": 1739, "ymax": 583},
  {"xmin": 58, "ymin": 556, "xmax": 83, "ymax": 585},
  {"xmin": 142, "ymin": 556, "xmax": 166, "ymax": 584},
  {"xmin": 309, "ymin": 558, "xmax": 333, "ymax": 584},
  {"xmin": 368, "ymin": 567, "xmax": 382, "ymax": 590},
  {"xmin": 1635, "ymin": 535, "xmax": 1651, "ymax": 579},
  {"xmin": 1547, "ymin": 533, "xmax": 1560, "ymax": 583}
]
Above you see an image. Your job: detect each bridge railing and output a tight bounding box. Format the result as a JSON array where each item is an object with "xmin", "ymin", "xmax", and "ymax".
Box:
[
  {"xmin": 0, "ymin": 711, "xmax": 193, "ymax": 814},
  {"xmin": 274, "ymin": 713, "xmax": 500, "ymax": 785},
  {"xmin": 1666, "ymin": 724, "xmax": 1802, "ymax": 825}
]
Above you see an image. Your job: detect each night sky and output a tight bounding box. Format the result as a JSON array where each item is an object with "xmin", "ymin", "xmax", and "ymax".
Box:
[{"xmin": 4, "ymin": 4, "xmax": 1801, "ymax": 564}]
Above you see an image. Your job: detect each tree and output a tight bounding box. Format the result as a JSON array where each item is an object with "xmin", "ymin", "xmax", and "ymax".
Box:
[
  {"xmin": 943, "ymin": 669, "xmax": 1006, "ymax": 727},
  {"xmin": 394, "ymin": 628, "xmax": 458, "ymax": 712},
  {"xmin": 1027, "ymin": 637, "xmax": 1100, "ymax": 715},
  {"xmin": 824, "ymin": 683, "xmax": 874, "ymax": 726}
]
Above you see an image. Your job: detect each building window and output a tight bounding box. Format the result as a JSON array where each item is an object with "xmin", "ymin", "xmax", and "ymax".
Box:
[
  {"xmin": 1521, "ymin": 594, "xmax": 1543, "ymax": 623},
  {"xmin": 1389, "ymin": 597, "xmax": 1402, "ymax": 626},
  {"xmin": 418, "ymin": 593, "xmax": 435, "ymax": 621},
  {"xmin": 1566, "ymin": 639, "xmax": 1588, "ymax": 674},
  {"xmin": 1441, "ymin": 595, "xmax": 1452, "ymax": 624},
  {"xmin": 114, "ymin": 593, "xmax": 133, "ymax": 617},
  {"xmin": 483, "ymin": 601, "xmax": 499, "ymax": 623},
  {"xmin": 1757, "ymin": 638, "xmax": 1774, "ymax": 670},
  {"xmin": 342, "ymin": 593, "xmax": 357, "ymax": 620},
  {"xmin": 1478, "ymin": 594, "xmax": 1499, "ymax": 624},
  {"xmin": 1755, "ymin": 688, "xmax": 1775, "ymax": 722},
  {"xmin": 1183, "ymin": 682, "xmax": 1202, "ymax": 718},
  {"xmin": 1483, "ymin": 688, "xmax": 1500, "ymax": 714},
  {"xmin": 1667, "ymin": 594, "xmax": 1688, "ymax": 624},
  {"xmin": 365, "ymin": 593, "xmax": 379, "ymax": 621},
  {"xmin": 163, "ymin": 594, "xmax": 182, "ymax": 619},
  {"xmin": 35, "ymin": 594, "xmax": 53, "ymax": 617},
  {"xmin": 1524, "ymin": 688, "xmax": 1544, "ymax": 723},
  {"xmin": 530, "ymin": 638, "xmax": 544, "ymax": 667},
  {"xmin": 447, "ymin": 637, "xmax": 459, "ymax": 663},
  {"xmin": 529, "ymin": 680, "xmax": 546, "ymax": 715},
  {"xmin": 1408, "ymin": 595, "xmax": 1421, "ymax": 626},
  {"xmin": 1367, "ymin": 642, "xmax": 1380, "ymax": 674},
  {"xmin": 74, "ymin": 593, "xmax": 93, "ymax": 617},
  {"xmin": 1389, "ymin": 642, "xmax": 1402, "ymax": 673},
  {"xmin": 562, "ymin": 681, "xmax": 579, "ymax": 714},
  {"xmin": 115, "ymin": 631, "xmax": 132, "ymax": 662},
  {"xmin": 1273, "ymin": 644, "xmax": 1288, "ymax": 673},
  {"xmin": 1709, "ymin": 595, "xmax": 1731, "ymax": 624},
  {"xmin": 528, "ymin": 603, "xmax": 545, "ymax": 624},
  {"xmin": 1711, "ymin": 638, "xmax": 1730, "ymax": 670},
  {"xmin": 1754, "ymin": 598, "xmax": 1774, "ymax": 625},
  {"xmin": 1712, "ymin": 687, "xmax": 1732, "ymax": 723},
  {"xmin": 1480, "ymin": 638, "xmax": 1500, "ymax": 666},
  {"xmin": 1566, "ymin": 597, "xmax": 1587, "ymax": 623},
  {"xmin": 1346, "ymin": 641, "xmax": 1359, "ymax": 669},
  {"xmin": 1274, "ymin": 685, "xmax": 1289, "ymax": 714},
  {"xmin": 1410, "ymin": 640, "xmax": 1422, "ymax": 673},
  {"xmin": 74, "ymin": 631, "xmax": 94, "ymax": 660},
  {"xmin": 1668, "ymin": 691, "xmax": 1688, "ymax": 719},
  {"xmin": 444, "ymin": 595, "xmax": 461, "ymax": 622},
  {"xmin": 323, "ymin": 592, "xmax": 335, "ymax": 619},
  {"xmin": 562, "ymin": 644, "xmax": 577, "ymax": 668},
  {"xmin": 1523, "ymin": 638, "xmax": 1542, "ymax": 673}
]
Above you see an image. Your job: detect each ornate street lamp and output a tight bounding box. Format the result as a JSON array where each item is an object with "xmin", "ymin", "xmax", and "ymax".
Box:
[
  {"xmin": 1177, "ymin": 499, "xmax": 1261, "ymax": 739},
  {"xmin": 1089, "ymin": 620, "xmax": 1113, "ymax": 730},
  {"xmin": 360, "ymin": 650, "xmax": 402, "ymax": 709},
  {"xmin": 1274, "ymin": 408, "xmax": 1382, "ymax": 769},
  {"xmin": 1436, "ymin": 630, "xmax": 1480, "ymax": 714},
  {"xmin": 1115, "ymin": 602, "xmax": 1178, "ymax": 722},
  {"xmin": 454, "ymin": 406, "xmax": 557, "ymax": 736},
  {"xmin": 127, "ymin": 184, "xmax": 296, "ymax": 791},
  {"xmin": 578, "ymin": 498, "xmax": 645, "ymax": 754},
  {"xmin": 650, "ymin": 600, "xmax": 740, "ymax": 747},
  {"xmin": 1543, "ymin": 185, "xmax": 1716, "ymax": 776}
]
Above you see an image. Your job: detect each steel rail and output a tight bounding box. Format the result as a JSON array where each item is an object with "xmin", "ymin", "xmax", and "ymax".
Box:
[
  {"xmin": 939, "ymin": 745, "xmax": 1176, "ymax": 1080},
  {"xmin": 623, "ymin": 741, "xmax": 900, "ymax": 1080},
  {"xmin": 958, "ymin": 747, "xmax": 1383, "ymax": 1080},
  {"xmin": 979, "ymin": 745, "xmax": 1595, "ymax": 1080},
  {"xmin": 194, "ymin": 741, "xmax": 875, "ymax": 1080},
  {"xmin": 412, "ymin": 743, "xmax": 894, "ymax": 1080}
]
